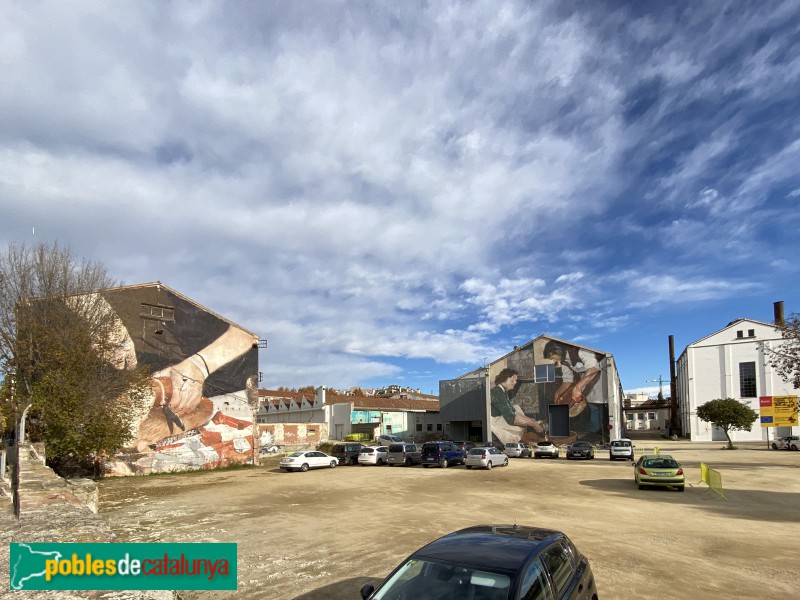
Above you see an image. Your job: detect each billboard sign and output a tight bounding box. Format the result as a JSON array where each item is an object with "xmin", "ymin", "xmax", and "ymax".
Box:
[{"xmin": 759, "ymin": 395, "xmax": 799, "ymax": 427}]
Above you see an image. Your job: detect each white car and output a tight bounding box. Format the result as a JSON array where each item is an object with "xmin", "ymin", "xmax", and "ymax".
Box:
[
  {"xmin": 377, "ymin": 434, "xmax": 404, "ymax": 446},
  {"xmin": 358, "ymin": 445, "xmax": 389, "ymax": 465},
  {"xmin": 465, "ymin": 447, "xmax": 508, "ymax": 470},
  {"xmin": 772, "ymin": 435, "xmax": 800, "ymax": 451},
  {"xmin": 279, "ymin": 451, "xmax": 338, "ymax": 472},
  {"xmin": 609, "ymin": 438, "xmax": 635, "ymax": 460},
  {"xmin": 533, "ymin": 440, "xmax": 560, "ymax": 459}
]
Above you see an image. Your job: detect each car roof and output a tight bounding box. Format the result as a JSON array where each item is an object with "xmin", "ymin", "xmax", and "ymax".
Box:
[
  {"xmin": 639, "ymin": 453, "xmax": 675, "ymax": 460},
  {"xmin": 412, "ymin": 525, "xmax": 565, "ymax": 573}
]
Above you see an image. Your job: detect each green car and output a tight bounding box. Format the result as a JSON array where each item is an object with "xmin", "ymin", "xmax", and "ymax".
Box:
[{"xmin": 634, "ymin": 454, "xmax": 685, "ymax": 492}]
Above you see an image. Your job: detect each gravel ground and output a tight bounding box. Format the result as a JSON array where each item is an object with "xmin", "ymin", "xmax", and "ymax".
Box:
[{"xmin": 95, "ymin": 438, "xmax": 800, "ymax": 600}]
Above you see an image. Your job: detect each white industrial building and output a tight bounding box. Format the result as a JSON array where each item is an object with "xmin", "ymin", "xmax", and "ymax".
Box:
[{"xmin": 676, "ymin": 302, "xmax": 797, "ymax": 442}]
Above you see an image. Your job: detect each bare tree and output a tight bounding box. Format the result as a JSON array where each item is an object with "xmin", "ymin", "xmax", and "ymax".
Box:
[
  {"xmin": 769, "ymin": 312, "xmax": 800, "ymax": 390},
  {"xmin": 0, "ymin": 242, "xmax": 150, "ymax": 475}
]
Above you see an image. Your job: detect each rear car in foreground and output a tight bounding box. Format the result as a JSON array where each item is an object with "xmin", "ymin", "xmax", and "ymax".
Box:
[
  {"xmin": 634, "ymin": 454, "xmax": 685, "ymax": 491},
  {"xmin": 279, "ymin": 451, "xmax": 338, "ymax": 472},
  {"xmin": 360, "ymin": 524, "xmax": 598, "ymax": 600},
  {"xmin": 465, "ymin": 447, "xmax": 509, "ymax": 470}
]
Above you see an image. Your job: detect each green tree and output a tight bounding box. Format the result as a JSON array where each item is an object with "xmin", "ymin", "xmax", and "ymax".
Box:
[
  {"xmin": 768, "ymin": 312, "xmax": 800, "ymax": 389},
  {"xmin": 696, "ymin": 398, "xmax": 759, "ymax": 449},
  {"xmin": 0, "ymin": 242, "xmax": 150, "ymax": 475}
]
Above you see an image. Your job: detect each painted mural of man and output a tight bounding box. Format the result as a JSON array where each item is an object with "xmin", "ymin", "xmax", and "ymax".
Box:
[{"xmin": 490, "ymin": 368, "xmax": 545, "ymax": 444}]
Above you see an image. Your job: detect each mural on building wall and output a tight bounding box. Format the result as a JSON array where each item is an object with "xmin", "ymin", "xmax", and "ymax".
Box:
[
  {"xmin": 487, "ymin": 338, "xmax": 609, "ymax": 446},
  {"xmin": 95, "ymin": 284, "xmax": 259, "ymax": 475}
]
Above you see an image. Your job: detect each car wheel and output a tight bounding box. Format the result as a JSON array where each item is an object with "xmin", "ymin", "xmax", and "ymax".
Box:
[
  {"xmin": 330, "ymin": 460, "xmax": 337, "ymax": 468},
  {"xmin": 423, "ymin": 464, "xmax": 429, "ymax": 468},
  {"xmin": 406, "ymin": 458, "xmax": 413, "ymax": 466},
  {"xmin": 792, "ymin": 445, "xmax": 799, "ymax": 451},
  {"xmin": 466, "ymin": 465, "xmax": 472, "ymax": 469},
  {"xmin": 503, "ymin": 458, "xmax": 509, "ymax": 467},
  {"xmin": 772, "ymin": 443, "xmax": 778, "ymax": 450},
  {"xmin": 300, "ymin": 463, "xmax": 309, "ymax": 472},
  {"xmin": 677, "ymin": 486, "xmax": 685, "ymax": 492},
  {"xmin": 638, "ymin": 484, "xmax": 645, "ymax": 490},
  {"xmin": 486, "ymin": 461, "xmax": 492, "ymax": 470},
  {"xmin": 441, "ymin": 458, "xmax": 449, "ymax": 469}
]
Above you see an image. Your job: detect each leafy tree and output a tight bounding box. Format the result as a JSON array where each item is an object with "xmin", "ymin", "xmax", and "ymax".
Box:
[
  {"xmin": 768, "ymin": 312, "xmax": 800, "ymax": 389},
  {"xmin": 0, "ymin": 242, "xmax": 150, "ymax": 475},
  {"xmin": 696, "ymin": 398, "xmax": 759, "ymax": 449}
]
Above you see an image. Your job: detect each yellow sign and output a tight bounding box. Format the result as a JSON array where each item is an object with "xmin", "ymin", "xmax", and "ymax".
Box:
[{"xmin": 759, "ymin": 395, "xmax": 799, "ymax": 427}]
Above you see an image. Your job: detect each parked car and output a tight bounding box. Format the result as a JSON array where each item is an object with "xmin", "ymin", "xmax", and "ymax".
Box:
[
  {"xmin": 772, "ymin": 435, "xmax": 800, "ymax": 451},
  {"xmin": 465, "ymin": 447, "xmax": 509, "ymax": 470},
  {"xmin": 420, "ymin": 441, "xmax": 466, "ymax": 468},
  {"xmin": 387, "ymin": 443, "xmax": 422, "ymax": 466},
  {"xmin": 377, "ymin": 434, "xmax": 404, "ymax": 446},
  {"xmin": 358, "ymin": 446, "xmax": 389, "ymax": 466},
  {"xmin": 608, "ymin": 438, "xmax": 635, "ymax": 460},
  {"xmin": 634, "ymin": 454, "xmax": 685, "ymax": 492},
  {"xmin": 504, "ymin": 442, "xmax": 531, "ymax": 458},
  {"xmin": 566, "ymin": 441, "xmax": 595, "ymax": 460},
  {"xmin": 533, "ymin": 440, "xmax": 560, "ymax": 459},
  {"xmin": 478, "ymin": 440, "xmax": 506, "ymax": 451},
  {"xmin": 330, "ymin": 442, "xmax": 365, "ymax": 466},
  {"xmin": 279, "ymin": 451, "xmax": 338, "ymax": 472},
  {"xmin": 359, "ymin": 524, "xmax": 598, "ymax": 600},
  {"xmin": 452, "ymin": 441, "xmax": 477, "ymax": 456}
]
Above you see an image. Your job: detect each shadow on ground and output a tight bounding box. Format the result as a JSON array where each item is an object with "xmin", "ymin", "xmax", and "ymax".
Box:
[{"xmin": 293, "ymin": 577, "xmax": 381, "ymax": 600}]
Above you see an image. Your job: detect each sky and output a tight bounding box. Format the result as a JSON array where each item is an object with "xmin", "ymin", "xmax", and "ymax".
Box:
[{"xmin": 1, "ymin": 1, "xmax": 799, "ymax": 398}]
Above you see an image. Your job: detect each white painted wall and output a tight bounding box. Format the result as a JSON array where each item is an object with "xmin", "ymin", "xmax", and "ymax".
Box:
[{"xmin": 677, "ymin": 319, "xmax": 797, "ymax": 442}]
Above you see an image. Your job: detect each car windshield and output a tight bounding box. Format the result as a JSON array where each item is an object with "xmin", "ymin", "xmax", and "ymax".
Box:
[
  {"xmin": 361, "ymin": 448, "xmax": 374, "ymax": 454},
  {"xmin": 287, "ymin": 452, "xmax": 304, "ymax": 457},
  {"xmin": 468, "ymin": 448, "xmax": 485, "ymax": 455},
  {"xmin": 573, "ymin": 442, "xmax": 590, "ymax": 448},
  {"xmin": 536, "ymin": 442, "xmax": 552, "ymax": 447},
  {"xmin": 643, "ymin": 459, "xmax": 679, "ymax": 469},
  {"xmin": 372, "ymin": 558, "xmax": 510, "ymax": 600},
  {"xmin": 611, "ymin": 441, "xmax": 630, "ymax": 447}
]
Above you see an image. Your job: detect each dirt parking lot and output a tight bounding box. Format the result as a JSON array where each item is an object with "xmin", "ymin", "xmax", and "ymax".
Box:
[{"xmin": 98, "ymin": 439, "xmax": 800, "ymax": 599}]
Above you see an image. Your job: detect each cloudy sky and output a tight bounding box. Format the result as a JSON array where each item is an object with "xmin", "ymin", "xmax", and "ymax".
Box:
[{"xmin": 2, "ymin": 1, "xmax": 798, "ymax": 396}]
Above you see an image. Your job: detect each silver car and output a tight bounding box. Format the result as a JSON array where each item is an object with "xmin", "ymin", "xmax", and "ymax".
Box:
[
  {"xmin": 503, "ymin": 442, "xmax": 531, "ymax": 458},
  {"xmin": 465, "ymin": 447, "xmax": 508, "ymax": 470}
]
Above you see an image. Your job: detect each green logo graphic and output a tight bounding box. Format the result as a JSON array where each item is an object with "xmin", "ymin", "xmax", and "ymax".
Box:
[{"xmin": 10, "ymin": 543, "xmax": 237, "ymax": 591}]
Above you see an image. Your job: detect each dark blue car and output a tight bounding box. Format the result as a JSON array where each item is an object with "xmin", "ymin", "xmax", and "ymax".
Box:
[
  {"xmin": 420, "ymin": 441, "xmax": 465, "ymax": 468},
  {"xmin": 360, "ymin": 524, "xmax": 598, "ymax": 600}
]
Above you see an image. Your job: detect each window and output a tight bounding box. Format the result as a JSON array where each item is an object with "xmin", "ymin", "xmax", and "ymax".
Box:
[
  {"xmin": 416, "ymin": 424, "xmax": 422, "ymax": 432},
  {"xmin": 637, "ymin": 413, "xmax": 644, "ymax": 421},
  {"xmin": 534, "ymin": 364, "xmax": 555, "ymax": 383},
  {"xmin": 736, "ymin": 330, "xmax": 743, "ymax": 338},
  {"xmin": 140, "ymin": 303, "xmax": 175, "ymax": 321},
  {"xmin": 748, "ymin": 329, "xmax": 755, "ymax": 337},
  {"xmin": 541, "ymin": 542, "xmax": 574, "ymax": 596},
  {"xmin": 739, "ymin": 361, "xmax": 756, "ymax": 398},
  {"xmin": 647, "ymin": 412, "xmax": 656, "ymax": 420},
  {"xmin": 436, "ymin": 424, "xmax": 442, "ymax": 431},
  {"xmin": 427, "ymin": 424, "xmax": 433, "ymax": 431},
  {"xmin": 519, "ymin": 559, "xmax": 554, "ymax": 600}
]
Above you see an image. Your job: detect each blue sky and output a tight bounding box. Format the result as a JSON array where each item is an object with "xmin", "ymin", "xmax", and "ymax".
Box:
[{"xmin": 1, "ymin": 1, "xmax": 798, "ymax": 397}]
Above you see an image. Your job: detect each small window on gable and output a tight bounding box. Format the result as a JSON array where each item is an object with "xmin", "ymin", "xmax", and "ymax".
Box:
[
  {"xmin": 748, "ymin": 329, "xmax": 755, "ymax": 337},
  {"xmin": 736, "ymin": 330, "xmax": 743, "ymax": 338}
]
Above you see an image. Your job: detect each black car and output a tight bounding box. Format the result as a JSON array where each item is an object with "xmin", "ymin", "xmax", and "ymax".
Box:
[
  {"xmin": 453, "ymin": 441, "xmax": 477, "ymax": 457},
  {"xmin": 566, "ymin": 441, "xmax": 595, "ymax": 460},
  {"xmin": 330, "ymin": 442, "xmax": 365, "ymax": 466},
  {"xmin": 360, "ymin": 524, "xmax": 598, "ymax": 600},
  {"xmin": 420, "ymin": 441, "xmax": 466, "ymax": 468}
]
